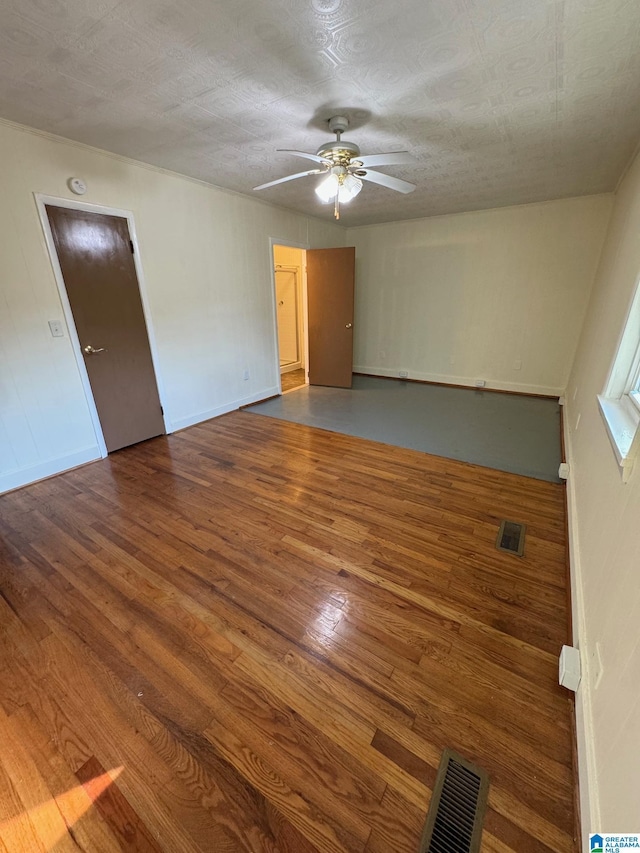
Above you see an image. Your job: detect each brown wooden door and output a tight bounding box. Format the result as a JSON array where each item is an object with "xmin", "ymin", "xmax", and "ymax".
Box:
[
  {"xmin": 306, "ymin": 247, "xmax": 355, "ymax": 388},
  {"xmin": 46, "ymin": 205, "xmax": 165, "ymax": 453}
]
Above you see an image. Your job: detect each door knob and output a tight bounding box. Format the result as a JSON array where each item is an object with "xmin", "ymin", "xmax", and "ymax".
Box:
[
  {"xmin": 345, "ymin": 323, "xmax": 353, "ymax": 329},
  {"xmin": 83, "ymin": 344, "xmax": 106, "ymax": 354}
]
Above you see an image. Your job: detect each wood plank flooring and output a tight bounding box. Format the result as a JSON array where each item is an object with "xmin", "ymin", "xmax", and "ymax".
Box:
[
  {"xmin": 0, "ymin": 411, "xmax": 576, "ymax": 852},
  {"xmin": 280, "ymin": 369, "xmax": 305, "ymax": 393}
]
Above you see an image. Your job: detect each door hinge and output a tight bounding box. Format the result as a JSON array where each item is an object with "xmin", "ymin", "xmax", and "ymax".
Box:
[
  {"xmin": 129, "ymin": 240, "xmax": 134, "ymax": 254},
  {"xmin": 160, "ymin": 405, "xmax": 164, "ymax": 415}
]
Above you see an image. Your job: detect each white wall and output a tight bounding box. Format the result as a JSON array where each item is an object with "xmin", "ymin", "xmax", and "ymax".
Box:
[
  {"xmin": 347, "ymin": 196, "xmax": 613, "ymax": 396},
  {"xmin": 564, "ymin": 149, "xmax": 640, "ymax": 839},
  {"xmin": 0, "ymin": 120, "xmax": 343, "ymax": 493}
]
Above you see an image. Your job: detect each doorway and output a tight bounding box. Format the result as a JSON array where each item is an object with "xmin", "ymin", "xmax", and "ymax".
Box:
[
  {"xmin": 273, "ymin": 244, "xmax": 307, "ymax": 394},
  {"xmin": 39, "ymin": 198, "xmax": 167, "ymax": 454},
  {"xmin": 270, "ymin": 243, "xmax": 356, "ymax": 393}
]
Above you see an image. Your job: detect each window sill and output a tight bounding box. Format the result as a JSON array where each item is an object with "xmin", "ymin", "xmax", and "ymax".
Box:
[{"xmin": 597, "ymin": 394, "xmax": 639, "ymax": 482}]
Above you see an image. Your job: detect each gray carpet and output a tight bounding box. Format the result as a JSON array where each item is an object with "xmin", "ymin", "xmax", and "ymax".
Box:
[{"xmin": 247, "ymin": 375, "xmax": 562, "ymax": 482}]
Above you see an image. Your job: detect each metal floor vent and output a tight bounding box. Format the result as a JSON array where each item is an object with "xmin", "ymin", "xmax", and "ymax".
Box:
[
  {"xmin": 496, "ymin": 519, "xmax": 526, "ymax": 556},
  {"xmin": 419, "ymin": 748, "xmax": 489, "ymax": 853}
]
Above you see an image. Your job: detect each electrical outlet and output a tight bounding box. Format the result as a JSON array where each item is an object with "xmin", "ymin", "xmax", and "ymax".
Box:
[
  {"xmin": 559, "ymin": 645, "xmax": 581, "ymax": 691},
  {"xmin": 48, "ymin": 320, "xmax": 65, "ymax": 338},
  {"xmin": 398, "ymin": 370, "xmax": 409, "ymax": 378},
  {"xmin": 243, "ymin": 369, "xmax": 250, "ymax": 381},
  {"xmin": 475, "ymin": 379, "xmax": 486, "ymax": 388}
]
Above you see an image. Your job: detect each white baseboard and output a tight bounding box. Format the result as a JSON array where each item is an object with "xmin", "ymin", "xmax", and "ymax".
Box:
[
  {"xmin": 0, "ymin": 446, "xmax": 102, "ymax": 495},
  {"xmin": 0, "ymin": 389, "xmax": 281, "ymax": 493},
  {"xmin": 563, "ymin": 402, "xmax": 600, "ymax": 847},
  {"xmin": 353, "ymin": 365, "xmax": 562, "ymax": 397},
  {"xmin": 280, "ymin": 362, "xmax": 303, "ymax": 374},
  {"xmin": 171, "ymin": 387, "xmax": 280, "ymax": 432}
]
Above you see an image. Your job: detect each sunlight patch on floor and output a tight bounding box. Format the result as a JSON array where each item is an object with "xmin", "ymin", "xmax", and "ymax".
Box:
[{"xmin": 0, "ymin": 766, "xmax": 124, "ymax": 851}]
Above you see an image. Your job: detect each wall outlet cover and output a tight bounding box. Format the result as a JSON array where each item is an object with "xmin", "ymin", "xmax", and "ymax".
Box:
[
  {"xmin": 398, "ymin": 370, "xmax": 409, "ymax": 378},
  {"xmin": 559, "ymin": 645, "xmax": 581, "ymax": 691}
]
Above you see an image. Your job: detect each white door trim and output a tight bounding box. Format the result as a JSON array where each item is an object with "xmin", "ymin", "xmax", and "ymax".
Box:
[
  {"xmin": 35, "ymin": 194, "xmax": 171, "ymax": 458},
  {"xmin": 268, "ymin": 237, "xmax": 309, "ymax": 394}
]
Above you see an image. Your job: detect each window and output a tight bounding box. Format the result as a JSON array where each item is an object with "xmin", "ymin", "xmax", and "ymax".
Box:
[
  {"xmin": 598, "ymin": 280, "xmax": 640, "ymax": 481},
  {"xmin": 626, "ymin": 339, "xmax": 640, "ymax": 413}
]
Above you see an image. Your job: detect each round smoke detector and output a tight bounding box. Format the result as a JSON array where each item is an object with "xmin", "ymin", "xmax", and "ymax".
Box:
[{"xmin": 68, "ymin": 177, "xmax": 87, "ymax": 195}]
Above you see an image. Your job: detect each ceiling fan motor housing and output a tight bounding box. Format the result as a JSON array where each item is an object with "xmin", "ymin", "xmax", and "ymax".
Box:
[
  {"xmin": 315, "ymin": 115, "xmax": 362, "ymax": 165},
  {"xmin": 316, "ymin": 139, "xmax": 361, "ymax": 165}
]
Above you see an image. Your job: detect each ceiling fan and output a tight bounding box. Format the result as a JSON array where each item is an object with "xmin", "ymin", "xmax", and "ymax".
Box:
[{"xmin": 253, "ymin": 115, "xmax": 416, "ymax": 219}]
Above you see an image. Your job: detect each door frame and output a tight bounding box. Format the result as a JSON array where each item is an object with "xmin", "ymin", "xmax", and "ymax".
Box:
[
  {"xmin": 268, "ymin": 237, "xmax": 309, "ymax": 394},
  {"xmin": 35, "ymin": 194, "xmax": 170, "ymax": 458}
]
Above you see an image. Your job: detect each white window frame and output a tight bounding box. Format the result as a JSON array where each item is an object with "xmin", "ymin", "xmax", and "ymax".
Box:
[
  {"xmin": 625, "ymin": 338, "xmax": 640, "ymax": 413},
  {"xmin": 598, "ymin": 279, "xmax": 640, "ymax": 482}
]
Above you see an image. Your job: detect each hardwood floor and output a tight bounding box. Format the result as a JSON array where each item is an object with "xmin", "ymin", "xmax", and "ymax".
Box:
[
  {"xmin": 280, "ymin": 369, "xmax": 305, "ymax": 392},
  {"xmin": 0, "ymin": 411, "xmax": 575, "ymax": 852}
]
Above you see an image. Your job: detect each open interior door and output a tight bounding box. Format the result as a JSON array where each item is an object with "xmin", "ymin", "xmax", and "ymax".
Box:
[{"xmin": 306, "ymin": 247, "xmax": 355, "ymax": 388}]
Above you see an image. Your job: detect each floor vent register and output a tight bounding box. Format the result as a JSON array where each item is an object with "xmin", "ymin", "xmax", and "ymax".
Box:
[
  {"xmin": 419, "ymin": 748, "xmax": 489, "ymax": 853},
  {"xmin": 495, "ymin": 519, "xmax": 526, "ymax": 556}
]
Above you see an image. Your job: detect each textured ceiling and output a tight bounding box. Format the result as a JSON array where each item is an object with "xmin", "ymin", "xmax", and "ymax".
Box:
[{"xmin": 1, "ymin": 0, "xmax": 640, "ymax": 225}]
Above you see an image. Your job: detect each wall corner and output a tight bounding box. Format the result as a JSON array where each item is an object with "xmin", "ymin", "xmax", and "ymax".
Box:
[{"xmin": 563, "ymin": 401, "xmax": 601, "ymax": 848}]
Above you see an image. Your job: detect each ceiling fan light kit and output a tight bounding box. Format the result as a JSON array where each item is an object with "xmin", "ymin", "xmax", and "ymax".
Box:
[
  {"xmin": 253, "ymin": 115, "xmax": 416, "ymax": 220},
  {"xmin": 338, "ymin": 173, "xmax": 363, "ymax": 202},
  {"xmin": 315, "ymin": 166, "xmax": 342, "ymax": 203},
  {"xmin": 314, "ymin": 168, "xmax": 363, "ymax": 218}
]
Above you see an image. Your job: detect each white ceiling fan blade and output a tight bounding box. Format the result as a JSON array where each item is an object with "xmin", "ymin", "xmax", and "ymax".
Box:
[
  {"xmin": 359, "ymin": 170, "xmax": 416, "ymax": 194},
  {"xmin": 278, "ymin": 149, "xmax": 332, "ymax": 165},
  {"xmin": 253, "ymin": 169, "xmax": 324, "ymax": 191},
  {"xmin": 356, "ymin": 152, "xmax": 415, "ymax": 168}
]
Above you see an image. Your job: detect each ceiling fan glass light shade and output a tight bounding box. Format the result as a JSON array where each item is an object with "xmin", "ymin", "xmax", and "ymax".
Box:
[
  {"xmin": 338, "ymin": 174, "xmax": 363, "ymax": 203},
  {"xmin": 315, "ymin": 172, "xmax": 340, "ymax": 203}
]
